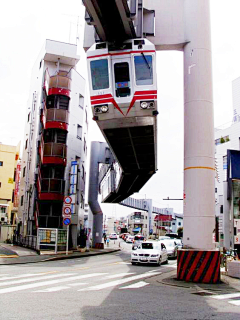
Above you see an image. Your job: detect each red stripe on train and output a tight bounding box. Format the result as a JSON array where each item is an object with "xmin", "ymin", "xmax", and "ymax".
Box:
[{"xmin": 87, "ymin": 50, "xmax": 155, "ymax": 59}]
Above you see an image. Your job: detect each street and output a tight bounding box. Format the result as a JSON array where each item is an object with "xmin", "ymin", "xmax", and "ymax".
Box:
[{"xmin": 0, "ymin": 240, "xmax": 240, "ymax": 320}]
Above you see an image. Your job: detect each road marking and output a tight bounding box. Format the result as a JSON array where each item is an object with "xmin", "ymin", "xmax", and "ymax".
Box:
[
  {"xmin": 0, "ymin": 273, "xmax": 45, "ymax": 281},
  {"xmin": 120, "ymin": 281, "xmax": 149, "ymax": 289},
  {"xmin": 228, "ymin": 300, "xmax": 240, "ymax": 306},
  {"xmin": 68, "ymin": 282, "xmax": 88, "ymax": 287},
  {"xmin": 164, "ymin": 264, "xmax": 177, "ymax": 269},
  {"xmin": 0, "ymin": 273, "xmax": 108, "ymax": 294},
  {"xmin": 0, "ymin": 273, "xmax": 76, "ymax": 287},
  {"xmin": 104, "ymin": 273, "xmax": 135, "ymax": 279},
  {"xmin": 79, "ymin": 272, "xmax": 161, "ymax": 291},
  {"xmin": 211, "ymin": 292, "xmax": 240, "ymax": 300},
  {"xmin": 34, "ymin": 286, "xmax": 70, "ymax": 293}
]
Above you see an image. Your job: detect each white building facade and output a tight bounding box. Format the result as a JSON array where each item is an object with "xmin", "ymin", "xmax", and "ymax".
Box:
[{"xmin": 18, "ymin": 40, "xmax": 88, "ymax": 249}]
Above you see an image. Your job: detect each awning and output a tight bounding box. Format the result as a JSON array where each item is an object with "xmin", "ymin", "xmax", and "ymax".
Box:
[{"xmin": 133, "ymin": 227, "xmax": 141, "ymax": 232}]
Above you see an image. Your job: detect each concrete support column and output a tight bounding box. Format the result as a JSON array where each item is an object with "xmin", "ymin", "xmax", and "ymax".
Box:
[
  {"xmin": 92, "ymin": 214, "xmax": 103, "ymax": 245},
  {"xmin": 183, "ymin": 0, "xmax": 215, "ymax": 250},
  {"xmin": 223, "ymin": 181, "xmax": 230, "ymax": 250}
]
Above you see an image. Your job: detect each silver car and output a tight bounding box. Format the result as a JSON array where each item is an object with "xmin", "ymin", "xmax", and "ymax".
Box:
[{"xmin": 162, "ymin": 239, "xmax": 178, "ymax": 258}]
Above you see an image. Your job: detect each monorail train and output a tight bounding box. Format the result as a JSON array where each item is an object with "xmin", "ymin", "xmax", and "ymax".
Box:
[{"xmin": 87, "ymin": 38, "xmax": 158, "ymax": 201}]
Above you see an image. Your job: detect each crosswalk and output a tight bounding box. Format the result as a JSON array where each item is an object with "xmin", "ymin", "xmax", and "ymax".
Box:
[
  {"xmin": 210, "ymin": 292, "xmax": 240, "ymax": 306},
  {"xmin": 0, "ymin": 270, "xmax": 161, "ymax": 294}
]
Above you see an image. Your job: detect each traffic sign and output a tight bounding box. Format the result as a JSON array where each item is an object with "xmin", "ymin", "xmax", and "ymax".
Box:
[
  {"xmin": 117, "ymin": 226, "xmax": 121, "ymax": 230},
  {"xmin": 64, "ymin": 207, "xmax": 71, "ymax": 215},
  {"xmin": 64, "ymin": 196, "xmax": 72, "ymax": 205},
  {"xmin": 63, "ymin": 218, "xmax": 71, "ymax": 226}
]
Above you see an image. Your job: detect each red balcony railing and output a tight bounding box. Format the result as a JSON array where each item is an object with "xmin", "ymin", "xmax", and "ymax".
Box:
[
  {"xmin": 39, "ymin": 139, "xmax": 67, "ymax": 166},
  {"xmin": 37, "ymin": 176, "xmax": 65, "ymax": 201},
  {"xmin": 44, "ymin": 69, "xmax": 72, "ymax": 97},
  {"xmin": 43, "ymin": 107, "xmax": 69, "ymax": 130}
]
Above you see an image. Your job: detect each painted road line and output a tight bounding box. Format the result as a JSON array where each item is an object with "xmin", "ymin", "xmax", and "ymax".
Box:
[
  {"xmin": 0, "ymin": 273, "xmax": 76, "ymax": 287},
  {"xmin": 68, "ymin": 282, "xmax": 88, "ymax": 287},
  {"xmin": 104, "ymin": 273, "xmax": 135, "ymax": 279},
  {"xmin": 211, "ymin": 292, "xmax": 240, "ymax": 300},
  {"xmin": 0, "ymin": 273, "xmax": 108, "ymax": 294},
  {"xmin": 0, "ymin": 272, "xmax": 57, "ymax": 282},
  {"xmin": 79, "ymin": 272, "xmax": 161, "ymax": 291},
  {"xmin": 120, "ymin": 281, "xmax": 149, "ymax": 289},
  {"xmin": 34, "ymin": 286, "xmax": 70, "ymax": 293},
  {"xmin": 228, "ymin": 299, "xmax": 240, "ymax": 306},
  {"xmin": 164, "ymin": 264, "xmax": 177, "ymax": 269}
]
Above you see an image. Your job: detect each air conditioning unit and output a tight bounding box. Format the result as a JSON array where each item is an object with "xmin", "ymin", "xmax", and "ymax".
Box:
[{"xmin": 0, "ymin": 217, "xmax": 7, "ymax": 223}]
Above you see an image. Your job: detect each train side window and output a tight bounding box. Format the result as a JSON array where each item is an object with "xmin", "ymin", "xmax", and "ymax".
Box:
[
  {"xmin": 114, "ymin": 62, "xmax": 130, "ymax": 97},
  {"xmin": 134, "ymin": 55, "xmax": 153, "ymax": 86},
  {"xmin": 90, "ymin": 59, "xmax": 109, "ymax": 90}
]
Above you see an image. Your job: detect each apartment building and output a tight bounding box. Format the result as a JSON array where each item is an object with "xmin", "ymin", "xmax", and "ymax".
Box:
[{"xmin": 18, "ymin": 40, "xmax": 88, "ymax": 249}]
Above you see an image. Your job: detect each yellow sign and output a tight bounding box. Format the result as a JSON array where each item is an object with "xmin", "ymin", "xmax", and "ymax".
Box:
[{"xmin": 8, "ymin": 178, "xmax": 13, "ymax": 184}]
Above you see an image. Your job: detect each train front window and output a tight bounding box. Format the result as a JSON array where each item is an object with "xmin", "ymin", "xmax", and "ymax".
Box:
[
  {"xmin": 90, "ymin": 59, "xmax": 109, "ymax": 90},
  {"xmin": 134, "ymin": 55, "xmax": 153, "ymax": 86},
  {"xmin": 114, "ymin": 62, "xmax": 131, "ymax": 97}
]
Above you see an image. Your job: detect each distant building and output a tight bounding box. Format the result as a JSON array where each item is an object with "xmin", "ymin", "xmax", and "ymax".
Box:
[
  {"xmin": 215, "ymin": 76, "xmax": 240, "ymax": 252},
  {"xmin": 0, "ymin": 142, "xmax": 20, "ymax": 225},
  {"xmin": 128, "ymin": 211, "xmax": 149, "ymax": 237},
  {"xmin": 17, "ymin": 40, "xmax": 88, "ymax": 249}
]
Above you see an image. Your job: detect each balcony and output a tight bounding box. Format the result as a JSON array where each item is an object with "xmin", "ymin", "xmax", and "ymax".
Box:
[
  {"xmin": 44, "ymin": 69, "xmax": 72, "ymax": 98},
  {"xmin": 43, "ymin": 107, "xmax": 69, "ymax": 131},
  {"xmin": 37, "ymin": 177, "xmax": 65, "ymax": 201},
  {"xmin": 39, "ymin": 141, "xmax": 67, "ymax": 166}
]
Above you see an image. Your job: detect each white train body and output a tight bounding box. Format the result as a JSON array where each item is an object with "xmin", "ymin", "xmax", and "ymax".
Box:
[{"xmin": 87, "ymin": 39, "xmax": 158, "ymax": 201}]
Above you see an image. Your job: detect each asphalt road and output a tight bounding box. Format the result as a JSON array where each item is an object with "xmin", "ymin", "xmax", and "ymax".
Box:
[{"xmin": 0, "ymin": 240, "xmax": 240, "ymax": 320}]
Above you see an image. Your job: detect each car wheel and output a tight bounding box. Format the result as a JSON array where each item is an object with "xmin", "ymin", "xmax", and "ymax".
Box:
[
  {"xmin": 157, "ymin": 257, "xmax": 162, "ymax": 266},
  {"xmin": 131, "ymin": 262, "xmax": 137, "ymax": 265},
  {"xmin": 165, "ymin": 258, "xmax": 169, "ymax": 264}
]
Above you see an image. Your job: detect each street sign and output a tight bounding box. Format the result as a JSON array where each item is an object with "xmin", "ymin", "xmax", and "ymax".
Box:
[
  {"xmin": 63, "ymin": 218, "xmax": 71, "ymax": 226},
  {"xmin": 64, "ymin": 207, "xmax": 71, "ymax": 215},
  {"xmin": 117, "ymin": 226, "xmax": 121, "ymax": 230},
  {"xmin": 64, "ymin": 196, "xmax": 72, "ymax": 204}
]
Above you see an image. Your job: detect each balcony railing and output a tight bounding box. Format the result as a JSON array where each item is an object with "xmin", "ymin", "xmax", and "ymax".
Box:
[
  {"xmin": 49, "ymin": 73, "xmax": 71, "ymax": 91},
  {"xmin": 40, "ymin": 178, "xmax": 65, "ymax": 194},
  {"xmin": 43, "ymin": 142, "xmax": 67, "ymax": 158},
  {"xmin": 45, "ymin": 108, "xmax": 69, "ymax": 123}
]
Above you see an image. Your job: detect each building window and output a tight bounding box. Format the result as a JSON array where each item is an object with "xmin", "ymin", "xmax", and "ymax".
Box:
[
  {"xmin": 25, "ymin": 139, "xmax": 28, "ymax": 150},
  {"xmin": 215, "ymin": 188, "xmax": 217, "ymax": 193},
  {"xmin": 145, "ymin": 224, "xmax": 147, "ymax": 228},
  {"xmin": 21, "ymin": 195, "xmax": 24, "ymax": 206},
  {"xmin": 84, "ymin": 137, "xmax": 86, "ymax": 153},
  {"xmin": 77, "ymin": 125, "xmax": 82, "ymax": 140},
  {"xmin": 23, "ymin": 167, "xmax": 26, "ymax": 178},
  {"xmin": 178, "ymin": 222, "xmax": 181, "ymax": 226},
  {"xmin": 27, "ymin": 112, "xmax": 31, "ymax": 122},
  {"xmin": 223, "ymin": 155, "xmax": 227, "ymax": 181},
  {"xmin": 172, "ymin": 222, "xmax": 175, "ymax": 225},
  {"xmin": 0, "ymin": 161, "xmax": 3, "ymax": 166},
  {"xmin": 79, "ymin": 94, "xmax": 84, "ymax": 109},
  {"xmin": 0, "ymin": 182, "xmax": 1, "ymax": 187}
]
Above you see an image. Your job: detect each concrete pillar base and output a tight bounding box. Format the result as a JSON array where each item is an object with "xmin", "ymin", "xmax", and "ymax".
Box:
[{"xmin": 177, "ymin": 249, "xmax": 220, "ymax": 283}]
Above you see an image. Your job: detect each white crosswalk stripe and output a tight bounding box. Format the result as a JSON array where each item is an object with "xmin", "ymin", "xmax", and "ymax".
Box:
[
  {"xmin": 0, "ymin": 273, "xmax": 107, "ymax": 294},
  {"xmin": 78, "ymin": 272, "xmax": 161, "ymax": 291},
  {"xmin": 0, "ymin": 270, "xmax": 159, "ymax": 294},
  {"xmin": 211, "ymin": 292, "xmax": 240, "ymax": 300}
]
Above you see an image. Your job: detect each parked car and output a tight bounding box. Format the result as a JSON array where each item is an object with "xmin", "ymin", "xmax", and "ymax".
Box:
[
  {"xmin": 162, "ymin": 239, "xmax": 178, "ymax": 258},
  {"xmin": 123, "ymin": 233, "xmax": 130, "ymax": 241},
  {"xmin": 109, "ymin": 233, "xmax": 117, "ymax": 240},
  {"xmin": 173, "ymin": 238, "xmax": 183, "ymax": 249},
  {"xmin": 131, "ymin": 241, "xmax": 168, "ymax": 265},
  {"xmin": 132, "ymin": 235, "xmax": 145, "ymax": 249},
  {"xmin": 126, "ymin": 236, "xmax": 134, "ymax": 243}
]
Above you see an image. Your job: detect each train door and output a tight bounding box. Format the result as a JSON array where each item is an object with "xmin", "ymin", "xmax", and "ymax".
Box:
[{"xmin": 112, "ymin": 58, "xmax": 132, "ymax": 100}]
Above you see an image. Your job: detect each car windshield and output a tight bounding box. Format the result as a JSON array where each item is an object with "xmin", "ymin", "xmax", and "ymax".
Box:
[
  {"xmin": 135, "ymin": 236, "xmax": 144, "ymax": 241},
  {"xmin": 142, "ymin": 243, "xmax": 153, "ymax": 249}
]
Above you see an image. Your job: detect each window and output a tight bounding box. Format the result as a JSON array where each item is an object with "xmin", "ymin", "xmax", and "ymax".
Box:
[
  {"xmin": 23, "ymin": 167, "xmax": 26, "ymax": 178},
  {"xmin": 84, "ymin": 137, "xmax": 86, "ymax": 153},
  {"xmin": 172, "ymin": 222, "xmax": 175, "ymax": 225},
  {"xmin": 134, "ymin": 55, "xmax": 153, "ymax": 86},
  {"xmin": 27, "ymin": 112, "xmax": 31, "ymax": 122},
  {"xmin": 0, "ymin": 182, "xmax": 1, "ymax": 187},
  {"xmin": 114, "ymin": 62, "xmax": 130, "ymax": 97},
  {"xmin": 90, "ymin": 59, "xmax": 109, "ymax": 90},
  {"xmin": 0, "ymin": 161, "xmax": 3, "ymax": 166},
  {"xmin": 215, "ymin": 188, "xmax": 217, "ymax": 193},
  {"xmin": 77, "ymin": 125, "xmax": 82, "ymax": 140},
  {"xmin": 79, "ymin": 94, "xmax": 84, "ymax": 109},
  {"xmin": 25, "ymin": 139, "xmax": 28, "ymax": 150},
  {"xmin": 21, "ymin": 195, "xmax": 24, "ymax": 206},
  {"xmin": 178, "ymin": 222, "xmax": 181, "ymax": 226}
]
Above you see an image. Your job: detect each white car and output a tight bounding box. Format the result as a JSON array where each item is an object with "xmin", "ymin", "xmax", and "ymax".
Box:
[
  {"xmin": 109, "ymin": 233, "xmax": 117, "ymax": 240},
  {"xmin": 126, "ymin": 236, "xmax": 134, "ymax": 243},
  {"xmin": 131, "ymin": 241, "xmax": 168, "ymax": 265},
  {"xmin": 162, "ymin": 239, "xmax": 178, "ymax": 258}
]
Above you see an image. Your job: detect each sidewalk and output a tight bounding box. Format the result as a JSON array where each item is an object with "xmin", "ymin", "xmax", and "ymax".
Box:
[{"xmin": 0, "ymin": 242, "xmax": 121, "ymax": 265}]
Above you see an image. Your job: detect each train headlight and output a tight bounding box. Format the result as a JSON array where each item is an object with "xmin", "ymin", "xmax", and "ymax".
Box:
[
  {"xmin": 140, "ymin": 101, "xmax": 148, "ymax": 109},
  {"xmin": 101, "ymin": 105, "xmax": 109, "ymax": 113}
]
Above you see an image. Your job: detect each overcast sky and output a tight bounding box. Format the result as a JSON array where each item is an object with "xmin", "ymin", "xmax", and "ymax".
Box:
[{"xmin": 1, "ymin": 0, "xmax": 240, "ymax": 217}]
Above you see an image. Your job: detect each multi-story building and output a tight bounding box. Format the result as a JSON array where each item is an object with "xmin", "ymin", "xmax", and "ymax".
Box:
[
  {"xmin": 0, "ymin": 142, "xmax": 20, "ymax": 225},
  {"xmin": 18, "ymin": 40, "xmax": 88, "ymax": 249},
  {"xmin": 128, "ymin": 211, "xmax": 149, "ymax": 237},
  {"xmin": 215, "ymin": 76, "xmax": 240, "ymax": 252}
]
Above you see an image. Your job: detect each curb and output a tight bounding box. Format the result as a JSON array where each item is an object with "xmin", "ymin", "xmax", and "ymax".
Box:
[{"xmin": 0, "ymin": 248, "xmax": 121, "ymax": 266}]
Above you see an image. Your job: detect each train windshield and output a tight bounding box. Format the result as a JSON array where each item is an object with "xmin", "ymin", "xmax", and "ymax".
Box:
[
  {"xmin": 114, "ymin": 62, "xmax": 131, "ymax": 97},
  {"xmin": 90, "ymin": 59, "xmax": 109, "ymax": 90},
  {"xmin": 134, "ymin": 55, "xmax": 153, "ymax": 86}
]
